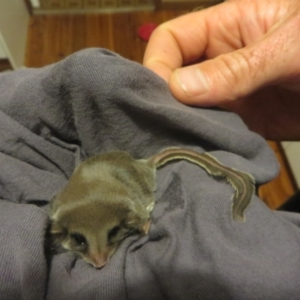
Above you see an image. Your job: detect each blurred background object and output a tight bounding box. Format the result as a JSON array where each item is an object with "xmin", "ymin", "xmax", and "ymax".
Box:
[{"xmin": 25, "ymin": 0, "xmax": 223, "ymax": 14}]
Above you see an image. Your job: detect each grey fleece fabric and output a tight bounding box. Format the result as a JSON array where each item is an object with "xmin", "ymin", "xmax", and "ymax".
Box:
[{"xmin": 0, "ymin": 48, "xmax": 300, "ymax": 300}]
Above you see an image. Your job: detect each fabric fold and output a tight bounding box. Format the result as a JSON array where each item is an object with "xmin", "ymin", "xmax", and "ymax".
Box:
[{"xmin": 0, "ymin": 48, "xmax": 298, "ymax": 300}]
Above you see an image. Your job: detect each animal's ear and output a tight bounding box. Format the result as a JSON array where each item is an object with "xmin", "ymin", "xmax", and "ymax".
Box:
[
  {"xmin": 50, "ymin": 219, "xmax": 65, "ymax": 236},
  {"xmin": 45, "ymin": 219, "xmax": 67, "ymax": 255},
  {"xmin": 125, "ymin": 207, "xmax": 150, "ymax": 235}
]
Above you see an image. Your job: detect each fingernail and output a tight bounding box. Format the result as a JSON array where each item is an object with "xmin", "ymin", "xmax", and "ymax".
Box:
[{"xmin": 176, "ymin": 68, "xmax": 209, "ymax": 97}]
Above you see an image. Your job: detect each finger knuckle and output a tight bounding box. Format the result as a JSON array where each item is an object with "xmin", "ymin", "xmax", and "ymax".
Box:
[{"xmin": 214, "ymin": 51, "xmax": 254, "ymax": 101}]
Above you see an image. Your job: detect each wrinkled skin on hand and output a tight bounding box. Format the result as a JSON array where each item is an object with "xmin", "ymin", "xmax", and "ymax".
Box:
[{"xmin": 144, "ymin": 0, "xmax": 300, "ymax": 141}]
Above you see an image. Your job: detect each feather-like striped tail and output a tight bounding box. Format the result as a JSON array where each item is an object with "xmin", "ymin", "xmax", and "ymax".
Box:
[{"xmin": 148, "ymin": 148, "xmax": 255, "ymax": 222}]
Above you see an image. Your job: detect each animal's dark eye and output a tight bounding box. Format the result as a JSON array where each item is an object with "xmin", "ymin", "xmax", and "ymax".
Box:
[
  {"xmin": 70, "ymin": 232, "xmax": 87, "ymax": 246},
  {"xmin": 107, "ymin": 226, "xmax": 121, "ymax": 240}
]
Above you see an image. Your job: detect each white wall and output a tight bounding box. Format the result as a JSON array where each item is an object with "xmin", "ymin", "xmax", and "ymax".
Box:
[
  {"xmin": 30, "ymin": 0, "xmax": 40, "ymax": 8},
  {"xmin": 0, "ymin": 0, "xmax": 29, "ymax": 68},
  {"xmin": 0, "ymin": 37, "xmax": 7, "ymax": 59}
]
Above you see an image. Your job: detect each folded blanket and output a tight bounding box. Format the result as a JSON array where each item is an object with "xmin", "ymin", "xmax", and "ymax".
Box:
[{"xmin": 0, "ymin": 48, "xmax": 299, "ymax": 300}]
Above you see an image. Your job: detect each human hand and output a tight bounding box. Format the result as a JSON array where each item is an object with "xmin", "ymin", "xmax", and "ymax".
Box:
[{"xmin": 143, "ymin": 0, "xmax": 300, "ymax": 140}]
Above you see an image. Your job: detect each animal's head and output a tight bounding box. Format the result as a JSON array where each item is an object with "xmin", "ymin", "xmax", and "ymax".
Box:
[{"xmin": 50, "ymin": 200, "xmax": 148, "ymax": 268}]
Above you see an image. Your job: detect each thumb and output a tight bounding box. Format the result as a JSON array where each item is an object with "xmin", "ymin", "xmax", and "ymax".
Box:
[{"xmin": 169, "ymin": 30, "xmax": 293, "ymax": 106}]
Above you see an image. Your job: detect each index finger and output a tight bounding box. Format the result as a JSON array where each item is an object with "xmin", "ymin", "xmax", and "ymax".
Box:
[{"xmin": 143, "ymin": 8, "xmax": 214, "ymax": 81}]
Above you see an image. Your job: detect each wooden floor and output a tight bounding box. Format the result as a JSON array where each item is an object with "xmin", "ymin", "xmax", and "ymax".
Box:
[
  {"xmin": 25, "ymin": 12, "xmax": 297, "ymax": 209},
  {"xmin": 26, "ymin": 12, "xmax": 184, "ymax": 67}
]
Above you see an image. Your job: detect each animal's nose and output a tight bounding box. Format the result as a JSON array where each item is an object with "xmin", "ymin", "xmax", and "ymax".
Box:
[{"xmin": 90, "ymin": 253, "xmax": 108, "ymax": 269}]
